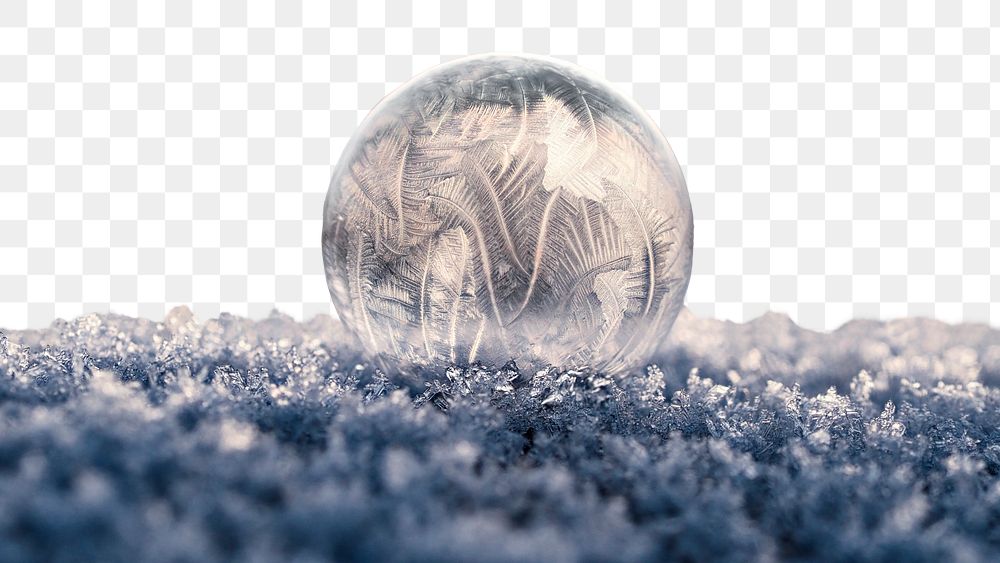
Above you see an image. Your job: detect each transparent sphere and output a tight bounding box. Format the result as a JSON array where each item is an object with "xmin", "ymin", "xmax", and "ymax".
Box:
[{"xmin": 322, "ymin": 54, "xmax": 693, "ymax": 375}]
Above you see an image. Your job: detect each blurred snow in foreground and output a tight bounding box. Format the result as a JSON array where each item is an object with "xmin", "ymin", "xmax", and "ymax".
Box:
[{"xmin": 1, "ymin": 307, "xmax": 999, "ymax": 562}]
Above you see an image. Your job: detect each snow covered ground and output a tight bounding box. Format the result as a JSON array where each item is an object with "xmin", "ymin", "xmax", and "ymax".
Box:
[{"xmin": 1, "ymin": 307, "xmax": 999, "ymax": 562}]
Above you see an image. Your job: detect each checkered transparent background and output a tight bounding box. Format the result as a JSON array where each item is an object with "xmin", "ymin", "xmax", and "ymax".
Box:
[{"xmin": 0, "ymin": 0, "xmax": 996, "ymax": 331}]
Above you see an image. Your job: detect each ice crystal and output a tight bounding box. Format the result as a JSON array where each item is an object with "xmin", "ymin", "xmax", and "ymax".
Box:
[{"xmin": 0, "ymin": 307, "xmax": 998, "ymax": 561}]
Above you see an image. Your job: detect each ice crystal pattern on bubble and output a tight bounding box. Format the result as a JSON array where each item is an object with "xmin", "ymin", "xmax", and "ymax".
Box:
[{"xmin": 323, "ymin": 55, "xmax": 693, "ymax": 374}]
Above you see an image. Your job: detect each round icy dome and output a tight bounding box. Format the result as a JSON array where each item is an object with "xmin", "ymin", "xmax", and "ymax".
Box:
[{"xmin": 322, "ymin": 54, "xmax": 693, "ymax": 375}]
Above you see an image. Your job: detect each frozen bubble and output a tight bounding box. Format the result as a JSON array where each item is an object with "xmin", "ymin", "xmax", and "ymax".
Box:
[{"xmin": 322, "ymin": 54, "xmax": 693, "ymax": 375}]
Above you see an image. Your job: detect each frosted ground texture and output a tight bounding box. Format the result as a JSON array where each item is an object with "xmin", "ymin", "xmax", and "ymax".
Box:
[{"xmin": 2, "ymin": 307, "xmax": 1000, "ymax": 562}]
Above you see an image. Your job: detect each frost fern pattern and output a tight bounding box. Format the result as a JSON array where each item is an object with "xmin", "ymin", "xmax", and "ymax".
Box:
[{"xmin": 323, "ymin": 56, "xmax": 694, "ymax": 374}]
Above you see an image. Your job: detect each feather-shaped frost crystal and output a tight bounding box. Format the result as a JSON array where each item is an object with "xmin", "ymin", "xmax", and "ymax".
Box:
[{"xmin": 322, "ymin": 54, "xmax": 693, "ymax": 375}]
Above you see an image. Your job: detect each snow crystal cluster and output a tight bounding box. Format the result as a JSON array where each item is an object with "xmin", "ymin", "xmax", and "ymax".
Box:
[{"xmin": 1, "ymin": 307, "xmax": 1000, "ymax": 562}]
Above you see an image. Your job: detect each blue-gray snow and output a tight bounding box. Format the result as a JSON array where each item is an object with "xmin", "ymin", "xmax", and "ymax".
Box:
[{"xmin": 1, "ymin": 307, "xmax": 999, "ymax": 562}]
